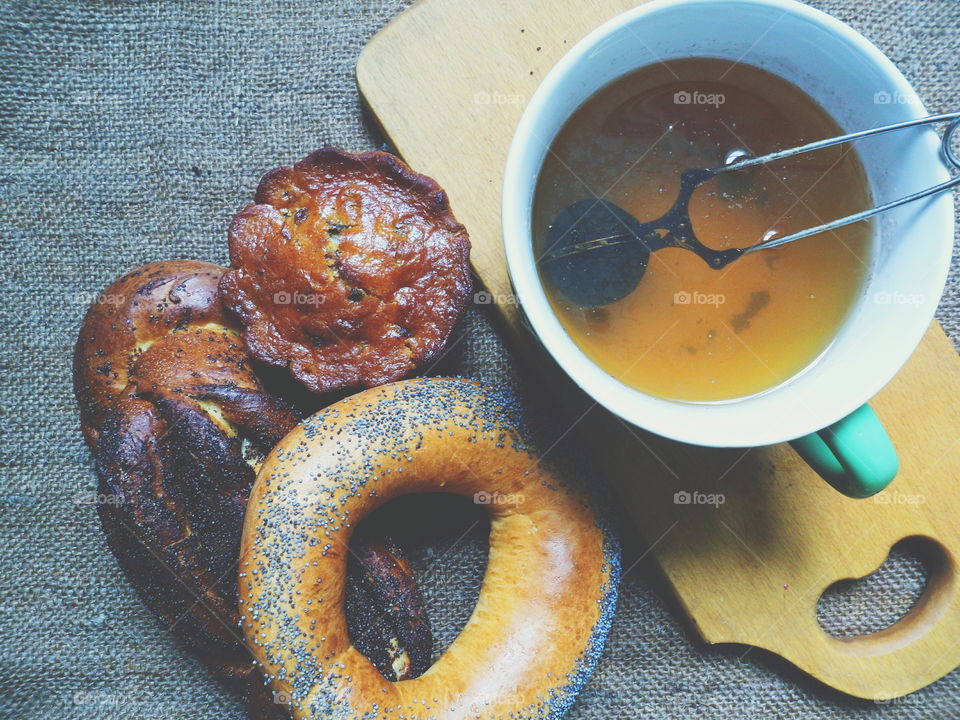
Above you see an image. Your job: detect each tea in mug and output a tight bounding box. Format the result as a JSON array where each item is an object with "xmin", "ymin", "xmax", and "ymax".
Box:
[{"xmin": 533, "ymin": 58, "xmax": 872, "ymax": 401}]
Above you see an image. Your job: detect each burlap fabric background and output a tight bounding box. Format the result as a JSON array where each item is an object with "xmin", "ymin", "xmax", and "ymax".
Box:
[{"xmin": 1, "ymin": 0, "xmax": 958, "ymax": 718}]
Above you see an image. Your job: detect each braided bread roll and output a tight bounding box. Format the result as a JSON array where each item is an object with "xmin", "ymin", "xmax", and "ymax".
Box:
[{"xmin": 73, "ymin": 261, "xmax": 432, "ymax": 712}]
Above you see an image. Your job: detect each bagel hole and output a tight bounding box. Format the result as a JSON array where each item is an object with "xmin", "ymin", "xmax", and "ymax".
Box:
[
  {"xmin": 347, "ymin": 492, "xmax": 489, "ymax": 677},
  {"xmin": 816, "ymin": 536, "xmax": 940, "ymax": 638}
]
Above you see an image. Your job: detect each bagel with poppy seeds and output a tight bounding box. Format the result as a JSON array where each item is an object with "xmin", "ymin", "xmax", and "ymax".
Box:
[
  {"xmin": 73, "ymin": 261, "xmax": 434, "ymax": 714},
  {"xmin": 240, "ymin": 377, "xmax": 620, "ymax": 720}
]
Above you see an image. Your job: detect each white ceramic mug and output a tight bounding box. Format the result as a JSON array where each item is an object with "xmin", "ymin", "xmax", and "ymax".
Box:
[{"xmin": 502, "ymin": 0, "xmax": 954, "ymax": 497}]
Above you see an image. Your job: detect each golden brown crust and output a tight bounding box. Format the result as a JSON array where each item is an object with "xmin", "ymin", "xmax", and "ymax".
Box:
[
  {"xmin": 219, "ymin": 148, "xmax": 472, "ymax": 394},
  {"xmin": 94, "ymin": 324, "xmax": 302, "ymax": 659},
  {"xmin": 73, "ymin": 262, "xmax": 303, "ymax": 659},
  {"xmin": 74, "ymin": 260, "xmax": 433, "ymax": 691},
  {"xmin": 240, "ymin": 378, "xmax": 620, "ymax": 720},
  {"xmin": 73, "ymin": 260, "xmax": 231, "ymax": 448}
]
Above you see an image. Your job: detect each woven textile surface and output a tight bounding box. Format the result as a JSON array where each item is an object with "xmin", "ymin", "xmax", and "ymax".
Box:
[{"xmin": 0, "ymin": 0, "xmax": 958, "ymax": 718}]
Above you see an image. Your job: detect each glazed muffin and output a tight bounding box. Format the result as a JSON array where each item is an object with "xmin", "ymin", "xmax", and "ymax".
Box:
[{"xmin": 219, "ymin": 148, "xmax": 472, "ymax": 394}]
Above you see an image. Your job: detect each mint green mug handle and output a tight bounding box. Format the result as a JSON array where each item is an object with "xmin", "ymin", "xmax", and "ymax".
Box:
[{"xmin": 789, "ymin": 404, "xmax": 898, "ymax": 498}]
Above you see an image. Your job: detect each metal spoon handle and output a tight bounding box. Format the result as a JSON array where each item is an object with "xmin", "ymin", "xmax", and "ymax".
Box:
[
  {"xmin": 730, "ymin": 113, "xmax": 960, "ymax": 255},
  {"xmin": 543, "ymin": 113, "xmax": 960, "ymax": 265},
  {"xmin": 718, "ymin": 111, "xmax": 960, "ymax": 171}
]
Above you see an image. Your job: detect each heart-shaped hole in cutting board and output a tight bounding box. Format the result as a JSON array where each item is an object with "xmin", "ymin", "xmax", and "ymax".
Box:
[{"xmin": 817, "ymin": 536, "xmax": 946, "ymax": 638}]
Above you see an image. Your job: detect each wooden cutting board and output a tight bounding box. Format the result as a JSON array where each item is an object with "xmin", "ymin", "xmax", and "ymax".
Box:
[{"xmin": 357, "ymin": 0, "xmax": 960, "ymax": 700}]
